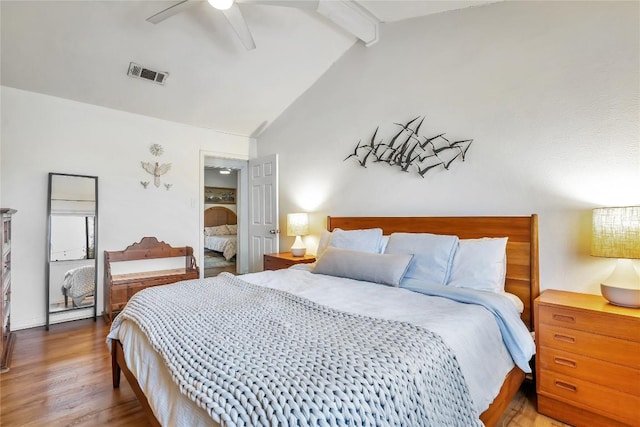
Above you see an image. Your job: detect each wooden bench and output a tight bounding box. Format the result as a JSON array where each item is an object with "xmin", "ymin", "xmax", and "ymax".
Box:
[{"xmin": 103, "ymin": 237, "xmax": 199, "ymax": 322}]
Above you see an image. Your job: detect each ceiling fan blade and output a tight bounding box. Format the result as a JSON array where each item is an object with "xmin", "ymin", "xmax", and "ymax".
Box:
[
  {"xmin": 221, "ymin": 3, "xmax": 256, "ymax": 50},
  {"xmin": 146, "ymin": 0, "xmax": 196, "ymax": 24},
  {"xmin": 239, "ymin": 0, "xmax": 318, "ymax": 10}
]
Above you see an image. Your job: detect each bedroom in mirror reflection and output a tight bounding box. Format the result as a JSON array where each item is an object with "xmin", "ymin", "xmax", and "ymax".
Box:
[{"xmin": 46, "ymin": 173, "xmax": 98, "ymax": 329}]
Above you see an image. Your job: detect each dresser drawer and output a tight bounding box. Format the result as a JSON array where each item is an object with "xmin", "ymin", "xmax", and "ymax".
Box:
[
  {"xmin": 539, "ymin": 369, "xmax": 640, "ymax": 426},
  {"xmin": 538, "ymin": 324, "xmax": 640, "ymax": 369},
  {"xmin": 538, "ymin": 305, "xmax": 640, "ymax": 342},
  {"xmin": 538, "ymin": 346, "xmax": 640, "ymax": 395}
]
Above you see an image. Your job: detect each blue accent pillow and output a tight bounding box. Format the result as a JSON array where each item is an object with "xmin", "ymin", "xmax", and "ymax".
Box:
[
  {"xmin": 313, "ymin": 247, "xmax": 413, "ymax": 286},
  {"xmin": 384, "ymin": 232, "xmax": 459, "ymax": 287}
]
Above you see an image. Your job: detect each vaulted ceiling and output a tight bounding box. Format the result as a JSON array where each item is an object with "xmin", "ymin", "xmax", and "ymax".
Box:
[{"xmin": 1, "ymin": 1, "xmax": 497, "ymax": 137}]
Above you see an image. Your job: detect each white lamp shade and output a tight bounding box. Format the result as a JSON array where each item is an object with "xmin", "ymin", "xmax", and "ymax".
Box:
[
  {"xmin": 287, "ymin": 213, "xmax": 309, "ymax": 237},
  {"xmin": 591, "ymin": 206, "xmax": 640, "ymax": 259}
]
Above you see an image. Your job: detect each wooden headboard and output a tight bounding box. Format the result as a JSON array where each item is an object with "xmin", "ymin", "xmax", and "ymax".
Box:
[
  {"xmin": 204, "ymin": 206, "xmax": 237, "ymax": 227},
  {"xmin": 327, "ymin": 215, "xmax": 540, "ymax": 330}
]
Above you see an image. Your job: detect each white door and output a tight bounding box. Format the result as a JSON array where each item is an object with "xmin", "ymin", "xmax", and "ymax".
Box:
[{"xmin": 248, "ymin": 154, "xmax": 278, "ymax": 272}]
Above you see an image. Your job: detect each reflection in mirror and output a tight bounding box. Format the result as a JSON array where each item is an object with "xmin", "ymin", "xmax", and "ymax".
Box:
[
  {"xmin": 50, "ymin": 216, "xmax": 95, "ymax": 261},
  {"xmin": 46, "ymin": 173, "xmax": 98, "ymax": 329}
]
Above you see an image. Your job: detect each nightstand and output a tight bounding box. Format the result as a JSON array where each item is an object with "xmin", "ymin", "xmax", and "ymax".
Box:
[
  {"xmin": 534, "ymin": 290, "xmax": 640, "ymax": 427},
  {"xmin": 263, "ymin": 252, "xmax": 316, "ymax": 271}
]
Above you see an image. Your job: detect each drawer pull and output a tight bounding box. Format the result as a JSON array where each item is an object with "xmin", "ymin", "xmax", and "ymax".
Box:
[
  {"xmin": 554, "ymin": 381, "xmax": 577, "ymax": 393},
  {"xmin": 553, "ymin": 333, "xmax": 576, "ymax": 343},
  {"xmin": 553, "ymin": 357, "xmax": 577, "ymax": 368},
  {"xmin": 552, "ymin": 313, "xmax": 576, "ymax": 323}
]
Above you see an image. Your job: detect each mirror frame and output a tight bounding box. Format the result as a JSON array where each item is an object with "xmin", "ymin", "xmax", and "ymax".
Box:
[{"xmin": 45, "ymin": 172, "xmax": 98, "ymax": 330}]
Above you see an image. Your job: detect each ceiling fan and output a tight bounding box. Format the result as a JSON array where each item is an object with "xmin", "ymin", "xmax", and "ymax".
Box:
[{"xmin": 146, "ymin": 0, "xmax": 380, "ymax": 51}]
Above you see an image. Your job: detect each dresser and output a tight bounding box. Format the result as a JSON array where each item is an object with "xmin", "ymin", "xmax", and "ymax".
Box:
[
  {"xmin": 263, "ymin": 252, "xmax": 316, "ymax": 270},
  {"xmin": 535, "ymin": 290, "xmax": 640, "ymax": 427},
  {"xmin": 1, "ymin": 208, "xmax": 17, "ymax": 373},
  {"xmin": 104, "ymin": 237, "xmax": 199, "ymax": 322}
]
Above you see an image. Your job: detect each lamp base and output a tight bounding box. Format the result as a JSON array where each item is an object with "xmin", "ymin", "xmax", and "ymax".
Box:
[
  {"xmin": 290, "ymin": 235, "xmax": 306, "ymax": 257},
  {"xmin": 291, "ymin": 247, "xmax": 306, "ymax": 257},
  {"xmin": 600, "ymin": 259, "xmax": 640, "ymax": 307},
  {"xmin": 601, "ymin": 284, "xmax": 640, "ymax": 308}
]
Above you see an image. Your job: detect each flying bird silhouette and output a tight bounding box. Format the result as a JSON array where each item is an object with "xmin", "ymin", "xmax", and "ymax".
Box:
[
  {"xmin": 441, "ymin": 151, "xmax": 462, "ymax": 170},
  {"xmin": 357, "ymin": 146, "xmax": 373, "ymax": 168},
  {"xmin": 416, "ymin": 161, "xmax": 444, "ymax": 177},
  {"xmin": 344, "ymin": 140, "xmax": 364, "ymax": 161},
  {"xmin": 451, "ymin": 139, "xmax": 473, "ymax": 160}
]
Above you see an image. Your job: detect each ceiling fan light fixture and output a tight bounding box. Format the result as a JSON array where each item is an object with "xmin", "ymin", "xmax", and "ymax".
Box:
[{"xmin": 208, "ymin": 0, "xmax": 234, "ymax": 11}]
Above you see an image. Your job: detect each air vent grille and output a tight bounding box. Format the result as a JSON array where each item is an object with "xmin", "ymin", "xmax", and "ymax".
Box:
[{"xmin": 127, "ymin": 62, "xmax": 168, "ymax": 85}]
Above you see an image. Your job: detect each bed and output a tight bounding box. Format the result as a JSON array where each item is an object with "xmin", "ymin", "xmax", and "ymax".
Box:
[
  {"xmin": 204, "ymin": 206, "xmax": 237, "ymax": 261},
  {"xmin": 61, "ymin": 264, "xmax": 95, "ymax": 307},
  {"xmin": 108, "ymin": 215, "xmax": 539, "ymax": 427}
]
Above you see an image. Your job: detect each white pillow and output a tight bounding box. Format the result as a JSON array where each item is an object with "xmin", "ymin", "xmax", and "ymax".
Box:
[
  {"xmin": 313, "ymin": 247, "xmax": 413, "ymax": 286},
  {"xmin": 379, "ymin": 235, "xmax": 390, "ymax": 253},
  {"xmin": 226, "ymin": 224, "xmax": 238, "ymax": 234},
  {"xmin": 326, "ymin": 228, "xmax": 383, "ymax": 254},
  {"xmin": 385, "ymin": 232, "xmax": 459, "ymax": 287},
  {"xmin": 204, "ymin": 225, "xmax": 230, "ymax": 236},
  {"xmin": 447, "ymin": 237, "xmax": 508, "ymax": 293},
  {"xmin": 317, "ymin": 229, "xmax": 387, "ymax": 256},
  {"xmin": 317, "ymin": 229, "xmax": 332, "ymax": 256}
]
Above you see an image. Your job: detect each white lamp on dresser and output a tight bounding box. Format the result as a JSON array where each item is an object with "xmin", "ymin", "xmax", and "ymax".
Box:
[
  {"xmin": 287, "ymin": 213, "xmax": 309, "ymax": 257},
  {"xmin": 591, "ymin": 206, "xmax": 640, "ymax": 307}
]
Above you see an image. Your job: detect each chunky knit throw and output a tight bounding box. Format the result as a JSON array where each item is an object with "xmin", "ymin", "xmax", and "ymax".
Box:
[{"xmin": 111, "ymin": 273, "xmax": 481, "ymax": 427}]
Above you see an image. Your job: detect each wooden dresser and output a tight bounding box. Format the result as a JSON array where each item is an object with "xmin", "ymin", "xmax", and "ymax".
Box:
[
  {"xmin": 1, "ymin": 208, "xmax": 16, "ymax": 373},
  {"xmin": 104, "ymin": 237, "xmax": 199, "ymax": 322},
  {"xmin": 263, "ymin": 252, "xmax": 316, "ymax": 270},
  {"xmin": 535, "ymin": 290, "xmax": 640, "ymax": 427}
]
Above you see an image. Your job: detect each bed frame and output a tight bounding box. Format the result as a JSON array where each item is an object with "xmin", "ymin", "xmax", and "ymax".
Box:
[
  {"xmin": 327, "ymin": 215, "xmax": 539, "ymax": 426},
  {"xmin": 112, "ymin": 214, "xmax": 539, "ymax": 427},
  {"xmin": 204, "ymin": 206, "xmax": 237, "ymax": 227}
]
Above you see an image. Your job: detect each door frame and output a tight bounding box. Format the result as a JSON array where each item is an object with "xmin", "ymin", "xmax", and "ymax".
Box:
[{"xmin": 199, "ymin": 150, "xmax": 249, "ymax": 276}]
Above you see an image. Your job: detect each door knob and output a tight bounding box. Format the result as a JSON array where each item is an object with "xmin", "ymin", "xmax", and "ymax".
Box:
[{"xmin": 269, "ymin": 229, "xmax": 279, "ymax": 234}]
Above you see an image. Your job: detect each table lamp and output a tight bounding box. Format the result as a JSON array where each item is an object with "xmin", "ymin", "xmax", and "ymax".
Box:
[
  {"xmin": 591, "ymin": 206, "xmax": 640, "ymax": 307},
  {"xmin": 287, "ymin": 213, "xmax": 309, "ymax": 257}
]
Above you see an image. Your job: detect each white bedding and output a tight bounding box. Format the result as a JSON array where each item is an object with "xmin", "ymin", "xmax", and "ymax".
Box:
[
  {"xmin": 111, "ymin": 268, "xmax": 522, "ymax": 426},
  {"xmin": 204, "ymin": 234, "xmax": 237, "ymax": 260}
]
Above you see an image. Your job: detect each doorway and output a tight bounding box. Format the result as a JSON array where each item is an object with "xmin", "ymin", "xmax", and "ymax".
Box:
[
  {"xmin": 201, "ymin": 156, "xmax": 249, "ymax": 277},
  {"xmin": 200, "ymin": 153, "xmax": 279, "ymax": 276},
  {"xmin": 203, "ymin": 167, "xmax": 238, "ymax": 277}
]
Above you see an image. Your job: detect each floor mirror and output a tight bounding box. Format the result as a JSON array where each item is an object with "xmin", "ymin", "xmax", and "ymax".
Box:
[{"xmin": 46, "ymin": 173, "xmax": 98, "ymax": 330}]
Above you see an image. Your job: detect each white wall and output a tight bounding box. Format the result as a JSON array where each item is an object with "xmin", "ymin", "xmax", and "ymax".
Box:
[
  {"xmin": 1, "ymin": 86, "xmax": 251, "ymax": 329},
  {"xmin": 257, "ymin": 1, "xmax": 640, "ymax": 295}
]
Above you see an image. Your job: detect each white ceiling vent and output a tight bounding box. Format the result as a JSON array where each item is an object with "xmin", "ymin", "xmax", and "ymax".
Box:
[{"xmin": 127, "ymin": 62, "xmax": 168, "ymax": 85}]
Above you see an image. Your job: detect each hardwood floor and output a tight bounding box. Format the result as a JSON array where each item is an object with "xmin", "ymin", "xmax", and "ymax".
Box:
[
  {"xmin": 0, "ymin": 318, "xmax": 568, "ymax": 427},
  {"xmin": 0, "ymin": 319, "xmax": 150, "ymax": 427}
]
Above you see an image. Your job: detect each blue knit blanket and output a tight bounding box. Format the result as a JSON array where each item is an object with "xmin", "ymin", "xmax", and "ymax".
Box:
[{"xmin": 110, "ymin": 273, "xmax": 482, "ymax": 427}]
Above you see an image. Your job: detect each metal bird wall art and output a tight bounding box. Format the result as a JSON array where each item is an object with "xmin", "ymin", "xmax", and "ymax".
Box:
[
  {"xmin": 344, "ymin": 116, "xmax": 473, "ymax": 178},
  {"xmin": 141, "ymin": 161, "xmax": 172, "ymax": 187},
  {"xmin": 140, "ymin": 143, "xmax": 173, "ymax": 190}
]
